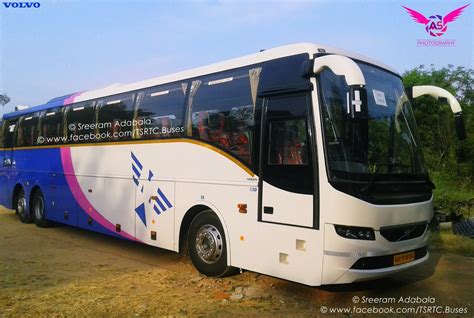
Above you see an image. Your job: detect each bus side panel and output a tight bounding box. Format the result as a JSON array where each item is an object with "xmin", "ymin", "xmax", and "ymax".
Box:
[
  {"xmin": 8, "ymin": 147, "xmax": 132, "ymax": 239},
  {"xmin": 175, "ymin": 181, "xmax": 324, "ymax": 286},
  {"xmin": 61, "ymin": 146, "xmax": 136, "ymax": 241},
  {"xmin": 11, "ymin": 148, "xmax": 73, "ymax": 225},
  {"xmin": 135, "ymin": 180, "xmax": 175, "ymax": 250}
]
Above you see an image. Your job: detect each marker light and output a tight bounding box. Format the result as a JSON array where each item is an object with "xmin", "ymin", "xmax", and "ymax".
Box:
[
  {"xmin": 334, "ymin": 225, "xmax": 375, "ymax": 241},
  {"xmin": 238, "ymin": 204, "xmax": 247, "ymax": 214}
]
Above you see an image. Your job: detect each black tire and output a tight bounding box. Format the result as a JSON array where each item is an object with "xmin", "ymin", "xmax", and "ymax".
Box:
[
  {"xmin": 31, "ymin": 190, "xmax": 51, "ymax": 228},
  {"xmin": 15, "ymin": 188, "xmax": 32, "ymax": 223},
  {"xmin": 188, "ymin": 210, "xmax": 237, "ymax": 277}
]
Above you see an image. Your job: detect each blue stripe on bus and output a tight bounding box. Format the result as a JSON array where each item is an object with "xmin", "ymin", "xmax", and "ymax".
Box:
[
  {"xmin": 135, "ymin": 203, "xmax": 147, "ymax": 226},
  {"xmin": 132, "ymin": 164, "xmax": 141, "ymax": 178},
  {"xmin": 153, "ymin": 205, "xmax": 161, "ymax": 215},
  {"xmin": 130, "ymin": 152, "xmax": 143, "ymax": 170},
  {"xmin": 154, "ymin": 197, "xmax": 167, "ymax": 212},
  {"xmin": 132, "ymin": 175, "xmax": 139, "ymax": 187},
  {"xmin": 148, "ymin": 170, "xmax": 154, "ymax": 181},
  {"xmin": 157, "ymin": 188, "xmax": 173, "ymax": 208}
]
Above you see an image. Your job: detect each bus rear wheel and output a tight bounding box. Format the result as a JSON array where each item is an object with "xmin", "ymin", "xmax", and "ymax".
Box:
[
  {"xmin": 15, "ymin": 188, "xmax": 32, "ymax": 223},
  {"xmin": 32, "ymin": 190, "xmax": 51, "ymax": 228},
  {"xmin": 188, "ymin": 210, "xmax": 236, "ymax": 277}
]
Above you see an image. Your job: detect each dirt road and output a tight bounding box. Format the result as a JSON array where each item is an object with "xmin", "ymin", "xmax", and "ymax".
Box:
[{"xmin": 1, "ymin": 207, "xmax": 472, "ymax": 317}]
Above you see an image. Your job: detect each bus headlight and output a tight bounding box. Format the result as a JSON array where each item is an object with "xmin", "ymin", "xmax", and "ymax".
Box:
[{"xmin": 334, "ymin": 225, "xmax": 375, "ymax": 241}]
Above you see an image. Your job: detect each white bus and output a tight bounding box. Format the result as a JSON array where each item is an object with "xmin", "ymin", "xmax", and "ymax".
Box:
[{"xmin": 0, "ymin": 43, "xmax": 465, "ymax": 285}]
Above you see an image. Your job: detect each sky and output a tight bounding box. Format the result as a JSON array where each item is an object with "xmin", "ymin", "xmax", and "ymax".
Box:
[{"xmin": 0, "ymin": 0, "xmax": 472, "ymax": 116}]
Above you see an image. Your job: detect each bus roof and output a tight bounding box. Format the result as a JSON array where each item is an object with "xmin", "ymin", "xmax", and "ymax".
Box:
[{"xmin": 3, "ymin": 42, "xmax": 398, "ymax": 120}]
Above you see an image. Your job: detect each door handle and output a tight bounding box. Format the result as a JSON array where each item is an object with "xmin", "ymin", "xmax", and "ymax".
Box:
[
  {"xmin": 264, "ymin": 206, "xmax": 274, "ymax": 214},
  {"xmin": 3, "ymin": 158, "xmax": 12, "ymax": 166}
]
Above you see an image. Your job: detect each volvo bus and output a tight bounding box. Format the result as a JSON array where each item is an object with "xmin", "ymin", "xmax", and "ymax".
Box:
[{"xmin": 0, "ymin": 43, "xmax": 465, "ymax": 285}]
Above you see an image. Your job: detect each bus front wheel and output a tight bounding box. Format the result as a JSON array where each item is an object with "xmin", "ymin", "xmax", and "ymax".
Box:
[
  {"xmin": 32, "ymin": 190, "xmax": 51, "ymax": 228},
  {"xmin": 188, "ymin": 210, "xmax": 236, "ymax": 277}
]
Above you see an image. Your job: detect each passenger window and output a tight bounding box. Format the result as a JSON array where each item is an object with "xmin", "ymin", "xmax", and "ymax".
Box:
[
  {"xmin": 268, "ymin": 119, "xmax": 309, "ymax": 165},
  {"xmin": 65, "ymin": 102, "xmax": 97, "ymax": 144},
  {"xmin": 16, "ymin": 113, "xmax": 40, "ymax": 147},
  {"xmin": 4, "ymin": 120, "xmax": 18, "ymax": 148},
  {"xmin": 97, "ymin": 93, "xmax": 136, "ymax": 142},
  {"xmin": 189, "ymin": 67, "xmax": 261, "ymax": 164},
  {"xmin": 135, "ymin": 83, "xmax": 187, "ymax": 139},
  {"xmin": 39, "ymin": 108, "xmax": 63, "ymax": 145}
]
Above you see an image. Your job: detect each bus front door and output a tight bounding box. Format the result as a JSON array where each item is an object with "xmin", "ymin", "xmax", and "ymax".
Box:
[{"xmin": 259, "ymin": 94, "xmax": 317, "ymax": 228}]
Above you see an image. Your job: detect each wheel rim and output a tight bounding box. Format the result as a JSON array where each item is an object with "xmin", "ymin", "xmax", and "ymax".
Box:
[
  {"xmin": 17, "ymin": 196, "xmax": 26, "ymax": 216},
  {"xmin": 195, "ymin": 224, "xmax": 223, "ymax": 264},
  {"xmin": 34, "ymin": 196, "xmax": 44, "ymax": 220}
]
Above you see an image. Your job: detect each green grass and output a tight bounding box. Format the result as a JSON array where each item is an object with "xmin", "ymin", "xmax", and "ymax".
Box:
[
  {"xmin": 429, "ymin": 169, "xmax": 474, "ymax": 256},
  {"xmin": 430, "ymin": 229, "xmax": 474, "ymax": 257},
  {"xmin": 431, "ymin": 170, "xmax": 474, "ymax": 217}
]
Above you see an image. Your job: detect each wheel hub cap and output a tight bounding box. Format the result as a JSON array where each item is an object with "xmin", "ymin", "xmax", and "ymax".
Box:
[
  {"xmin": 17, "ymin": 197, "xmax": 26, "ymax": 215},
  {"xmin": 195, "ymin": 225, "xmax": 223, "ymax": 264}
]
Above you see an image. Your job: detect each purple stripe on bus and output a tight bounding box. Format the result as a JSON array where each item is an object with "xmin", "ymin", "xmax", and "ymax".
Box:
[{"xmin": 63, "ymin": 92, "xmax": 82, "ymax": 105}]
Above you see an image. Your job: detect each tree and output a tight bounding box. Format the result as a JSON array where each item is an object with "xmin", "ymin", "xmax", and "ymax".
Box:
[
  {"xmin": 402, "ymin": 65, "xmax": 473, "ymax": 184},
  {"xmin": 0, "ymin": 93, "xmax": 11, "ymax": 106}
]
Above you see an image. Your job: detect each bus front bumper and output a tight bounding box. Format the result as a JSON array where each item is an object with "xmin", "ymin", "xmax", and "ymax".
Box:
[
  {"xmin": 331, "ymin": 249, "xmax": 429, "ymax": 284},
  {"xmin": 322, "ymin": 223, "xmax": 430, "ymax": 285}
]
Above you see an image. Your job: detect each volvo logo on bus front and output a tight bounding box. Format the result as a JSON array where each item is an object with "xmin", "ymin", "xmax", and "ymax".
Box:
[{"xmin": 397, "ymin": 226, "xmax": 417, "ymax": 242}]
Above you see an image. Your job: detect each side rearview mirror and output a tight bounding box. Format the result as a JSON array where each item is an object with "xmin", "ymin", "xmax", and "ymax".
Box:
[{"xmin": 407, "ymin": 85, "xmax": 466, "ymax": 140}]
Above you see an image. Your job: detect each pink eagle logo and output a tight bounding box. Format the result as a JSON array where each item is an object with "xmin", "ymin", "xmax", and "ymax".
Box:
[{"xmin": 402, "ymin": 4, "xmax": 470, "ymax": 37}]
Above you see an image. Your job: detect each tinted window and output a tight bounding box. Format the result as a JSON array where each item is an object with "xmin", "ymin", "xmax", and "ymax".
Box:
[
  {"xmin": 262, "ymin": 94, "xmax": 314, "ymax": 195},
  {"xmin": 97, "ymin": 93, "xmax": 136, "ymax": 142},
  {"xmin": 39, "ymin": 108, "xmax": 64, "ymax": 145},
  {"xmin": 16, "ymin": 113, "xmax": 40, "ymax": 147},
  {"xmin": 268, "ymin": 118, "xmax": 309, "ymax": 165},
  {"xmin": 4, "ymin": 119, "xmax": 18, "ymax": 148},
  {"xmin": 189, "ymin": 67, "xmax": 261, "ymax": 164},
  {"xmin": 135, "ymin": 83, "xmax": 187, "ymax": 139},
  {"xmin": 65, "ymin": 101, "xmax": 97, "ymax": 144}
]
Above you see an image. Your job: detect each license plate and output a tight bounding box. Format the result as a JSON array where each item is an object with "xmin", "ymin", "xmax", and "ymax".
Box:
[{"xmin": 393, "ymin": 251, "xmax": 415, "ymax": 265}]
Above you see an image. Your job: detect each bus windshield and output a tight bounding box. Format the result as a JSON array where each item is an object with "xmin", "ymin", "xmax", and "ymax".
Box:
[{"xmin": 319, "ymin": 62, "xmax": 427, "ymax": 182}]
